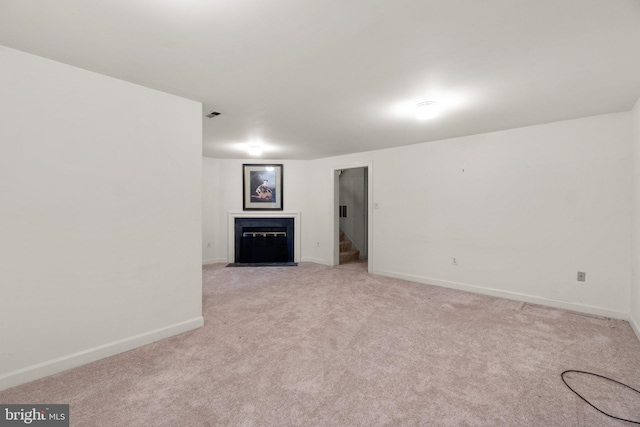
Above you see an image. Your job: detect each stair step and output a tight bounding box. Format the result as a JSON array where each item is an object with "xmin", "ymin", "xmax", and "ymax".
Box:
[
  {"xmin": 339, "ymin": 240, "xmax": 352, "ymax": 251},
  {"xmin": 340, "ymin": 248, "xmax": 360, "ymax": 264},
  {"xmin": 339, "ymin": 231, "xmax": 345, "ymax": 241}
]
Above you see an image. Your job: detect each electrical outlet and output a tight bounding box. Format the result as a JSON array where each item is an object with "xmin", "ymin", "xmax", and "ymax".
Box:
[
  {"xmin": 317, "ymin": 241, "xmax": 320, "ymax": 247},
  {"xmin": 452, "ymin": 257, "xmax": 458, "ymax": 266},
  {"xmin": 207, "ymin": 242, "xmax": 211, "ymax": 248},
  {"xmin": 577, "ymin": 271, "xmax": 586, "ymax": 282}
]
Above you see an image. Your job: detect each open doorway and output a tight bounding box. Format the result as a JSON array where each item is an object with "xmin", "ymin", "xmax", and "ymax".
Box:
[{"xmin": 332, "ymin": 163, "xmax": 372, "ymax": 273}]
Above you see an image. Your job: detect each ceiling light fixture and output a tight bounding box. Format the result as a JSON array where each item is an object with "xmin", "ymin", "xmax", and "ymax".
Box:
[
  {"xmin": 247, "ymin": 145, "xmax": 263, "ymax": 156},
  {"xmin": 415, "ymin": 101, "xmax": 440, "ymax": 120}
]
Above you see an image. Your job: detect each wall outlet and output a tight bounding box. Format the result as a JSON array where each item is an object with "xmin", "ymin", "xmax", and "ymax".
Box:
[
  {"xmin": 317, "ymin": 241, "xmax": 320, "ymax": 247},
  {"xmin": 577, "ymin": 271, "xmax": 586, "ymax": 282},
  {"xmin": 452, "ymin": 257, "xmax": 458, "ymax": 266},
  {"xmin": 207, "ymin": 242, "xmax": 211, "ymax": 248}
]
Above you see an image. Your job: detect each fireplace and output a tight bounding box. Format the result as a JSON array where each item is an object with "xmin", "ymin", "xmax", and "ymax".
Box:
[{"xmin": 232, "ymin": 217, "xmax": 296, "ymax": 266}]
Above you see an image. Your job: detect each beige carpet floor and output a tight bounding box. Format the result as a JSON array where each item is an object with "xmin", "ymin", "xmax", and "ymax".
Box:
[{"xmin": 1, "ymin": 261, "xmax": 640, "ymax": 426}]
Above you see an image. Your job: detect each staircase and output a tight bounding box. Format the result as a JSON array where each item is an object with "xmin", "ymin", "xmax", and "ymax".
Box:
[{"xmin": 339, "ymin": 231, "xmax": 360, "ymax": 264}]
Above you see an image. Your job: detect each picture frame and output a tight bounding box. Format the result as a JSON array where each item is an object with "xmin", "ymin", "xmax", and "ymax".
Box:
[{"xmin": 243, "ymin": 164, "xmax": 283, "ymax": 211}]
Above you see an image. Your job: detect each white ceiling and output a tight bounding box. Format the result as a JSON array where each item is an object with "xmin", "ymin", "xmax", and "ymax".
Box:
[{"xmin": 2, "ymin": 0, "xmax": 640, "ymax": 160}]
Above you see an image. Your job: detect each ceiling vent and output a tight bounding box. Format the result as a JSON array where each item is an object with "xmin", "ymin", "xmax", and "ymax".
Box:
[{"xmin": 206, "ymin": 111, "xmax": 221, "ymax": 118}]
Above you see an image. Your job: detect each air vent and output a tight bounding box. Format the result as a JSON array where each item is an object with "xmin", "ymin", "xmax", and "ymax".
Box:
[{"xmin": 206, "ymin": 111, "xmax": 221, "ymax": 118}]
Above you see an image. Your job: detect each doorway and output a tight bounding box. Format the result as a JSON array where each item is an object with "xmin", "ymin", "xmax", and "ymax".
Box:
[{"xmin": 332, "ymin": 163, "xmax": 372, "ymax": 273}]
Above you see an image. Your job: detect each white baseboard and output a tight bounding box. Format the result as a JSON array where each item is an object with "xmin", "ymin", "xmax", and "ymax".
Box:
[
  {"xmin": 374, "ymin": 269, "xmax": 628, "ymax": 320},
  {"xmin": 0, "ymin": 316, "xmax": 204, "ymax": 392},
  {"xmin": 301, "ymin": 257, "xmax": 330, "ymax": 265},
  {"xmin": 202, "ymin": 258, "xmax": 227, "ymax": 265},
  {"xmin": 630, "ymin": 313, "xmax": 640, "ymax": 342}
]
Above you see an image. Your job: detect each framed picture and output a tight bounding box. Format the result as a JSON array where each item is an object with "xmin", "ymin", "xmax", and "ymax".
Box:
[{"xmin": 243, "ymin": 164, "xmax": 283, "ymax": 210}]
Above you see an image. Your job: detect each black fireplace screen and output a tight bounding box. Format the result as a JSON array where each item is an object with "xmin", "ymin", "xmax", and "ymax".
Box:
[{"xmin": 234, "ymin": 218, "xmax": 294, "ymax": 264}]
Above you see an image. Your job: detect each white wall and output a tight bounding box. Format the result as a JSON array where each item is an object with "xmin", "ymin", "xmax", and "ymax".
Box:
[
  {"xmin": 0, "ymin": 46, "xmax": 204, "ymax": 391},
  {"xmin": 370, "ymin": 113, "xmax": 632, "ymax": 318},
  {"xmin": 202, "ymin": 157, "xmax": 224, "ymax": 264},
  {"xmin": 631, "ymin": 98, "xmax": 640, "ymax": 339}
]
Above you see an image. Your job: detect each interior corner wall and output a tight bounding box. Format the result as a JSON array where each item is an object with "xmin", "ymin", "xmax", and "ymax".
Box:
[
  {"xmin": 370, "ymin": 112, "xmax": 632, "ymax": 319},
  {"xmin": 0, "ymin": 46, "xmax": 204, "ymax": 391},
  {"xmin": 631, "ymin": 97, "xmax": 640, "ymax": 339}
]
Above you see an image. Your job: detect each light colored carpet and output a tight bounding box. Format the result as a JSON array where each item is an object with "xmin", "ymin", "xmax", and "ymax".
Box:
[{"xmin": 1, "ymin": 261, "xmax": 639, "ymax": 426}]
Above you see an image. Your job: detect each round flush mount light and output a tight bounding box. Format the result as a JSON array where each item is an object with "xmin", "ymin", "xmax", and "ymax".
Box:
[
  {"xmin": 247, "ymin": 144, "xmax": 264, "ymax": 156},
  {"xmin": 415, "ymin": 101, "xmax": 440, "ymax": 120},
  {"xmin": 247, "ymin": 145, "xmax": 263, "ymax": 156}
]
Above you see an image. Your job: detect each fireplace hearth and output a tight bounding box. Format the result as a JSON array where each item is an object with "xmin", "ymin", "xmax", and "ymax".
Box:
[{"xmin": 230, "ymin": 217, "xmax": 296, "ymax": 266}]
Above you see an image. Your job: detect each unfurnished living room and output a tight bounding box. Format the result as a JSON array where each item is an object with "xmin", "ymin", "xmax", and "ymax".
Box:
[{"xmin": 2, "ymin": 1, "xmax": 640, "ymax": 426}]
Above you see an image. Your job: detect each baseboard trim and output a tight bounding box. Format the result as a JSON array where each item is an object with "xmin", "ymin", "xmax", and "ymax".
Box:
[
  {"xmin": 630, "ymin": 313, "xmax": 640, "ymax": 342},
  {"xmin": 0, "ymin": 316, "xmax": 204, "ymax": 392},
  {"xmin": 301, "ymin": 257, "xmax": 330, "ymax": 265},
  {"xmin": 202, "ymin": 258, "xmax": 227, "ymax": 265},
  {"xmin": 374, "ymin": 269, "xmax": 628, "ymax": 320}
]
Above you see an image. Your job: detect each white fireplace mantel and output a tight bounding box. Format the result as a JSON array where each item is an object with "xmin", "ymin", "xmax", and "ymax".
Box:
[{"xmin": 227, "ymin": 211, "xmax": 301, "ymax": 263}]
